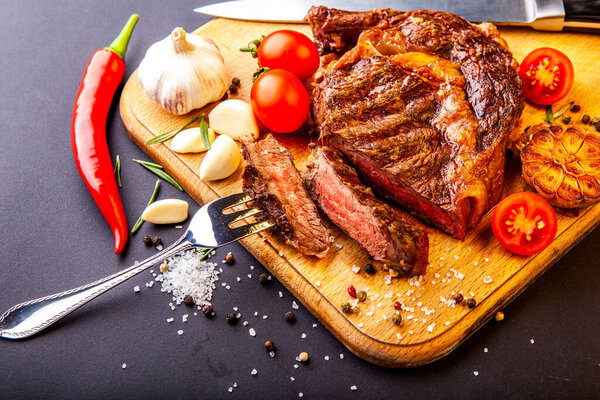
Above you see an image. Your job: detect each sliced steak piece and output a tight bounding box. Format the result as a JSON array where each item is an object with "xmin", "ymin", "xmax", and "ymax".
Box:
[
  {"xmin": 242, "ymin": 135, "xmax": 331, "ymax": 258},
  {"xmin": 305, "ymin": 147, "xmax": 429, "ymax": 275}
]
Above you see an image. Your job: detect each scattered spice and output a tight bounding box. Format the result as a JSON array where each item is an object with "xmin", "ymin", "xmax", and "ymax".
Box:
[
  {"xmin": 224, "ymin": 252, "xmax": 234, "ymax": 264},
  {"xmin": 494, "ymin": 311, "xmax": 505, "ymax": 322},
  {"xmin": 183, "ymin": 294, "xmax": 194, "ymax": 306},
  {"xmin": 259, "ymin": 273, "xmax": 270, "ymax": 285},
  {"xmin": 160, "ymin": 262, "xmax": 169, "ymax": 273},
  {"xmin": 142, "ymin": 235, "xmax": 152, "ymax": 246},
  {"xmin": 298, "ymin": 352, "xmax": 309, "ymax": 362},
  {"xmin": 592, "ymin": 117, "xmax": 600, "ymax": 126},
  {"xmin": 226, "ymin": 311, "xmax": 238, "ymax": 324},
  {"xmin": 231, "ymin": 77, "xmax": 241, "ymax": 86},
  {"xmin": 202, "ymin": 305, "xmax": 214, "ymax": 317},
  {"xmin": 394, "ymin": 301, "xmax": 402, "ymax": 310},
  {"xmin": 452, "ymin": 293, "xmax": 464, "ymax": 304},
  {"xmin": 228, "ymin": 84, "xmax": 238, "ymax": 94},
  {"xmin": 466, "ymin": 298, "xmax": 477, "ymax": 308},
  {"xmin": 391, "ymin": 313, "xmax": 403, "ymax": 326},
  {"xmin": 264, "ymin": 340, "xmax": 275, "ymax": 351},
  {"xmin": 364, "ymin": 263, "xmax": 376, "ymax": 274},
  {"xmin": 285, "ymin": 311, "xmax": 296, "ymax": 323},
  {"xmin": 562, "ymin": 115, "xmax": 571, "ymax": 124},
  {"xmin": 571, "ymin": 104, "xmax": 581, "ymax": 112},
  {"xmin": 582, "ymin": 114, "xmax": 591, "ymax": 124},
  {"xmin": 341, "ymin": 302, "xmax": 354, "ymax": 314},
  {"xmin": 347, "ymin": 285, "xmax": 357, "ymax": 298},
  {"xmin": 357, "ymin": 290, "xmax": 367, "ymax": 302},
  {"xmin": 152, "ymin": 236, "xmax": 162, "ymax": 247}
]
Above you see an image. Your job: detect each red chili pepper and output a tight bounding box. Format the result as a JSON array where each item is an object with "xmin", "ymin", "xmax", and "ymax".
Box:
[{"xmin": 71, "ymin": 14, "xmax": 138, "ymax": 254}]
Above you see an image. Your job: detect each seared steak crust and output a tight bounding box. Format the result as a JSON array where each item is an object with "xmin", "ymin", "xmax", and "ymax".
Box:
[
  {"xmin": 308, "ymin": 7, "xmax": 522, "ymax": 238},
  {"xmin": 242, "ymin": 135, "xmax": 331, "ymax": 258},
  {"xmin": 305, "ymin": 147, "xmax": 429, "ymax": 275}
]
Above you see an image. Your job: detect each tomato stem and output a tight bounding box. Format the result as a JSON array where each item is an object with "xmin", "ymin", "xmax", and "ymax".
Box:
[{"xmin": 252, "ymin": 67, "xmax": 270, "ymax": 82}]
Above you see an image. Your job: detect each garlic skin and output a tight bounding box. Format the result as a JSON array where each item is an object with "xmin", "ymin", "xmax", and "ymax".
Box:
[
  {"xmin": 170, "ymin": 127, "xmax": 216, "ymax": 153},
  {"xmin": 208, "ymin": 100, "xmax": 259, "ymax": 141},
  {"xmin": 200, "ymin": 135, "xmax": 241, "ymax": 181},
  {"xmin": 137, "ymin": 27, "xmax": 229, "ymax": 115},
  {"xmin": 141, "ymin": 199, "xmax": 189, "ymax": 224}
]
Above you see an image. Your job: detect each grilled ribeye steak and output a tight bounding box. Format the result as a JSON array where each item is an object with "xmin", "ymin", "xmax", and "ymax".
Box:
[
  {"xmin": 308, "ymin": 7, "xmax": 523, "ymax": 239},
  {"xmin": 242, "ymin": 135, "xmax": 331, "ymax": 258},
  {"xmin": 305, "ymin": 147, "xmax": 429, "ymax": 275}
]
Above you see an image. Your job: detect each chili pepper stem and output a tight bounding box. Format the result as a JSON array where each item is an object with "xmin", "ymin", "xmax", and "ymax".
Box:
[{"xmin": 107, "ymin": 14, "xmax": 139, "ymax": 60}]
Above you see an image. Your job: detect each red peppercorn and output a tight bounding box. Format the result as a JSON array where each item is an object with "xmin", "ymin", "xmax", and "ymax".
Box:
[
  {"xmin": 394, "ymin": 301, "xmax": 402, "ymax": 310},
  {"xmin": 347, "ymin": 285, "xmax": 357, "ymax": 298}
]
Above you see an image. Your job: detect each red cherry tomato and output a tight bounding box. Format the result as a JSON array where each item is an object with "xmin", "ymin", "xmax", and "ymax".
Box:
[
  {"xmin": 519, "ymin": 47, "xmax": 574, "ymax": 105},
  {"xmin": 492, "ymin": 192, "xmax": 557, "ymax": 256},
  {"xmin": 257, "ymin": 30, "xmax": 320, "ymax": 81},
  {"xmin": 251, "ymin": 69, "xmax": 310, "ymax": 133}
]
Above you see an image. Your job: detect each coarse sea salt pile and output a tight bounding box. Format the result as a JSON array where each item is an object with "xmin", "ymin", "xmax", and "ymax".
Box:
[{"xmin": 156, "ymin": 250, "xmax": 219, "ymax": 306}]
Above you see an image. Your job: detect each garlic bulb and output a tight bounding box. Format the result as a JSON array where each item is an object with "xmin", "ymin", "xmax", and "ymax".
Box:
[
  {"xmin": 170, "ymin": 127, "xmax": 216, "ymax": 153},
  {"xmin": 137, "ymin": 27, "xmax": 229, "ymax": 115},
  {"xmin": 200, "ymin": 135, "xmax": 241, "ymax": 181},
  {"xmin": 208, "ymin": 99, "xmax": 259, "ymax": 141},
  {"xmin": 141, "ymin": 199, "xmax": 188, "ymax": 224}
]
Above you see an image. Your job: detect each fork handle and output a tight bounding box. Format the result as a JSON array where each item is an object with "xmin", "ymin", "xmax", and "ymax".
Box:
[{"xmin": 0, "ymin": 239, "xmax": 194, "ymax": 339}]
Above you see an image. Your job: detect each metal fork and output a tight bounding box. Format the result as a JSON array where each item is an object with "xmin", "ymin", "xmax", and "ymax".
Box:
[{"xmin": 0, "ymin": 193, "xmax": 273, "ymax": 339}]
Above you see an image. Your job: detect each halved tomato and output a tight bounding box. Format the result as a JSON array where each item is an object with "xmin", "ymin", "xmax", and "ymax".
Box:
[
  {"xmin": 519, "ymin": 47, "xmax": 574, "ymax": 105},
  {"xmin": 492, "ymin": 191, "xmax": 557, "ymax": 255}
]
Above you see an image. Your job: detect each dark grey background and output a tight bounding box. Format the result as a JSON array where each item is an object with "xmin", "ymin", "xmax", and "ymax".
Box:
[{"xmin": 0, "ymin": 1, "xmax": 598, "ymax": 399}]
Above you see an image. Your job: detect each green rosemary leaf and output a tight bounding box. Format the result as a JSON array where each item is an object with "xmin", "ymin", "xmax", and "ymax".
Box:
[
  {"xmin": 133, "ymin": 159, "xmax": 163, "ymax": 169},
  {"xmin": 131, "ymin": 179, "xmax": 160, "ymax": 234},
  {"xmin": 200, "ymin": 115, "xmax": 211, "ymax": 151},
  {"xmin": 546, "ymin": 105, "xmax": 554, "ymax": 123},
  {"xmin": 198, "ymin": 248, "xmax": 212, "ymax": 261},
  {"xmin": 553, "ymin": 101, "xmax": 574, "ymax": 120},
  {"xmin": 136, "ymin": 161, "xmax": 183, "ymax": 191},
  {"xmin": 114, "ymin": 155, "xmax": 122, "ymax": 188},
  {"xmin": 146, "ymin": 114, "xmax": 202, "ymax": 145}
]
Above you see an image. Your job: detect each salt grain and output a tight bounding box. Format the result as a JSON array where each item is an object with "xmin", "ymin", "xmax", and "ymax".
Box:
[
  {"xmin": 133, "ymin": 286, "xmax": 140, "ymax": 293},
  {"xmin": 279, "ymin": 291, "xmax": 283, "ymax": 298},
  {"xmin": 350, "ymin": 385, "xmax": 357, "ymax": 391},
  {"xmin": 324, "ymin": 355, "xmax": 330, "ymax": 360},
  {"xmin": 484, "ymin": 347, "xmax": 488, "ymax": 353},
  {"xmin": 249, "ymin": 328, "xmax": 256, "ymax": 337},
  {"xmin": 352, "ymin": 265, "xmax": 361, "ymax": 273},
  {"xmin": 177, "ymin": 329, "xmax": 183, "ymax": 335},
  {"xmin": 313, "ymin": 323, "xmax": 318, "ymax": 328},
  {"xmin": 166, "ymin": 317, "xmax": 174, "ymax": 323},
  {"xmin": 121, "ymin": 363, "xmax": 127, "ymax": 369},
  {"xmin": 292, "ymin": 301, "xmax": 299, "ymax": 309},
  {"xmin": 340, "ymin": 353, "xmax": 344, "ymax": 359},
  {"xmin": 251, "ymin": 369, "xmax": 258, "ymax": 376},
  {"xmin": 530, "ymin": 338, "xmax": 535, "ymax": 344},
  {"xmin": 301, "ymin": 333, "xmax": 307, "ymax": 339},
  {"xmin": 473, "ymin": 371, "xmax": 479, "ymax": 376},
  {"xmin": 483, "ymin": 276, "xmax": 493, "ymax": 284},
  {"xmin": 290, "ymin": 376, "xmax": 295, "ymax": 381}
]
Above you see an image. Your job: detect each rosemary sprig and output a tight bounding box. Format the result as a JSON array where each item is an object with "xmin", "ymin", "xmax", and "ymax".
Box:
[
  {"xmin": 146, "ymin": 114, "xmax": 202, "ymax": 145},
  {"xmin": 200, "ymin": 115, "xmax": 211, "ymax": 151},
  {"xmin": 133, "ymin": 159, "xmax": 183, "ymax": 191},
  {"xmin": 195, "ymin": 248, "xmax": 212, "ymax": 260},
  {"xmin": 553, "ymin": 101, "xmax": 574, "ymax": 120},
  {"xmin": 131, "ymin": 179, "xmax": 160, "ymax": 234},
  {"xmin": 546, "ymin": 105, "xmax": 554, "ymax": 123},
  {"xmin": 114, "ymin": 154, "xmax": 122, "ymax": 188}
]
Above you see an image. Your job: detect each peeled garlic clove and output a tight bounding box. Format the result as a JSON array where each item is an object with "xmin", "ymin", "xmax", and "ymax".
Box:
[
  {"xmin": 208, "ymin": 99, "xmax": 259, "ymax": 141},
  {"xmin": 170, "ymin": 127, "xmax": 216, "ymax": 153},
  {"xmin": 141, "ymin": 199, "xmax": 189, "ymax": 224},
  {"xmin": 200, "ymin": 135, "xmax": 241, "ymax": 181}
]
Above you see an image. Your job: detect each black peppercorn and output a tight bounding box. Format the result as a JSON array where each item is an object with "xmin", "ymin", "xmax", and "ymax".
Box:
[
  {"xmin": 220, "ymin": 92, "xmax": 229, "ymax": 101},
  {"xmin": 452, "ymin": 293, "xmax": 464, "ymax": 304},
  {"xmin": 562, "ymin": 116, "xmax": 571, "ymax": 124},
  {"xmin": 202, "ymin": 305, "xmax": 214, "ymax": 317},
  {"xmin": 341, "ymin": 302, "xmax": 354, "ymax": 314},
  {"xmin": 152, "ymin": 236, "xmax": 162, "ymax": 247},
  {"xmin": 232, "ymin": 77, "xmax": 241, "ymax": 86},
  {"xmin": 571, "ymin": 104, "xmax": 581, "ymax": 113},
  {"xmin": 142, "ymin": 236, "xmax": 152, "ymax": 246},
  {"xmin": 284, "ymin": 311, "xmax": 296, "ymax": 323},
  {"xmin": 183, "ymin": 295, "xmax": 195, "ymax": 306},
  {"xmin": 229, "ymin": 84, "xmax": 238, "ymax": 94},
  {"xmin": 364, "ymin": 263, "xmax": 376, "ymax": 274},
  {"xmin": 466, "ymin": 298, "xmax": 477, "ymax": 308},
  {"xmin": 259, "ymin": 273, "xmax": 270, "ymax": 285},
  {"xmin": 592, "ymin": 117, "xmax": 600, "ymax": 126},
  {"xmin": 264, "ymin": 340, "xmax": 275, "ymax": 351},
  {"xmin": 356, "ymin": 290, "xmax": 367, "ymax": 302},
  {"xmin": 582, "ymin": 114, "xmax": 591, "ymax": 124},
  {"xmin": 226, "ymin": 311, "xmax": 238, "ymax": 324}
]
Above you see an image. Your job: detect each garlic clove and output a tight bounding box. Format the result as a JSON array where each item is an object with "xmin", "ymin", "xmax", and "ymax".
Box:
[
  {"xmin": 170, "ymin": 127, "xmax": 216, "ymax": 153},
  {"xmin": 200, "ymin": 135, "xmax": 241, "ymax": 181},
  {"xmin": 141, "ymin": 199, "xmax": 189, "ymax": 224},
  {"xmin": 208, "ymin": 99, "xmax": 259, "ymax": 141},
  {"xmin": 137, "ymin": 27, "xmax": 229, "ymax": 115}
]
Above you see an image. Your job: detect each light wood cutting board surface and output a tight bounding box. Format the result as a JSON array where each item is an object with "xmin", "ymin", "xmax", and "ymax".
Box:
[{"xmin": 119, "ymin": 18, "xmax": 600, "ymax": 367}]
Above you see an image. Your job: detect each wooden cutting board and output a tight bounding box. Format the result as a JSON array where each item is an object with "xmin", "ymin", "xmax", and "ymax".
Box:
[{"xmin": 119, "ymin": 18, "xmax": 600, "ymax": 367}]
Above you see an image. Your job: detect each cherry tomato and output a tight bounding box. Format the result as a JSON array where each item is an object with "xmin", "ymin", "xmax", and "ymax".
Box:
[
  {"xmin": 492, "ymin": 192, "xmax": 557, "ymax": 256},
  {"xmin": 251, "ymin": 69, "xmax": 310, "ymax": 133},
  {"xmin": 257, "ymin": 30, "xmax": 320, "ymax": 81},
  {"xmin": 519, "ymin": 47, "xmax": 574, "ymax": 105}
]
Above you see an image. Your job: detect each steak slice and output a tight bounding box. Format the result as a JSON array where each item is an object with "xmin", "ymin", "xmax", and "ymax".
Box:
[
  {"xmin": 242, "ymin": 135, "xmax": 331, "ymax": 258},
  {"xmin": 305, "ymin": 147, "xmax": 429, "ymax": 275},
  {"xmin": 308, "ymin": 7, "xmax": 523, "ymax": 239}
]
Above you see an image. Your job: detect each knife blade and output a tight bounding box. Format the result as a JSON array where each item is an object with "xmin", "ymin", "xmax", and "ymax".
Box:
[{"xmin": 194, "ymin": 0, "xmax": 600, "ymax": 31}]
